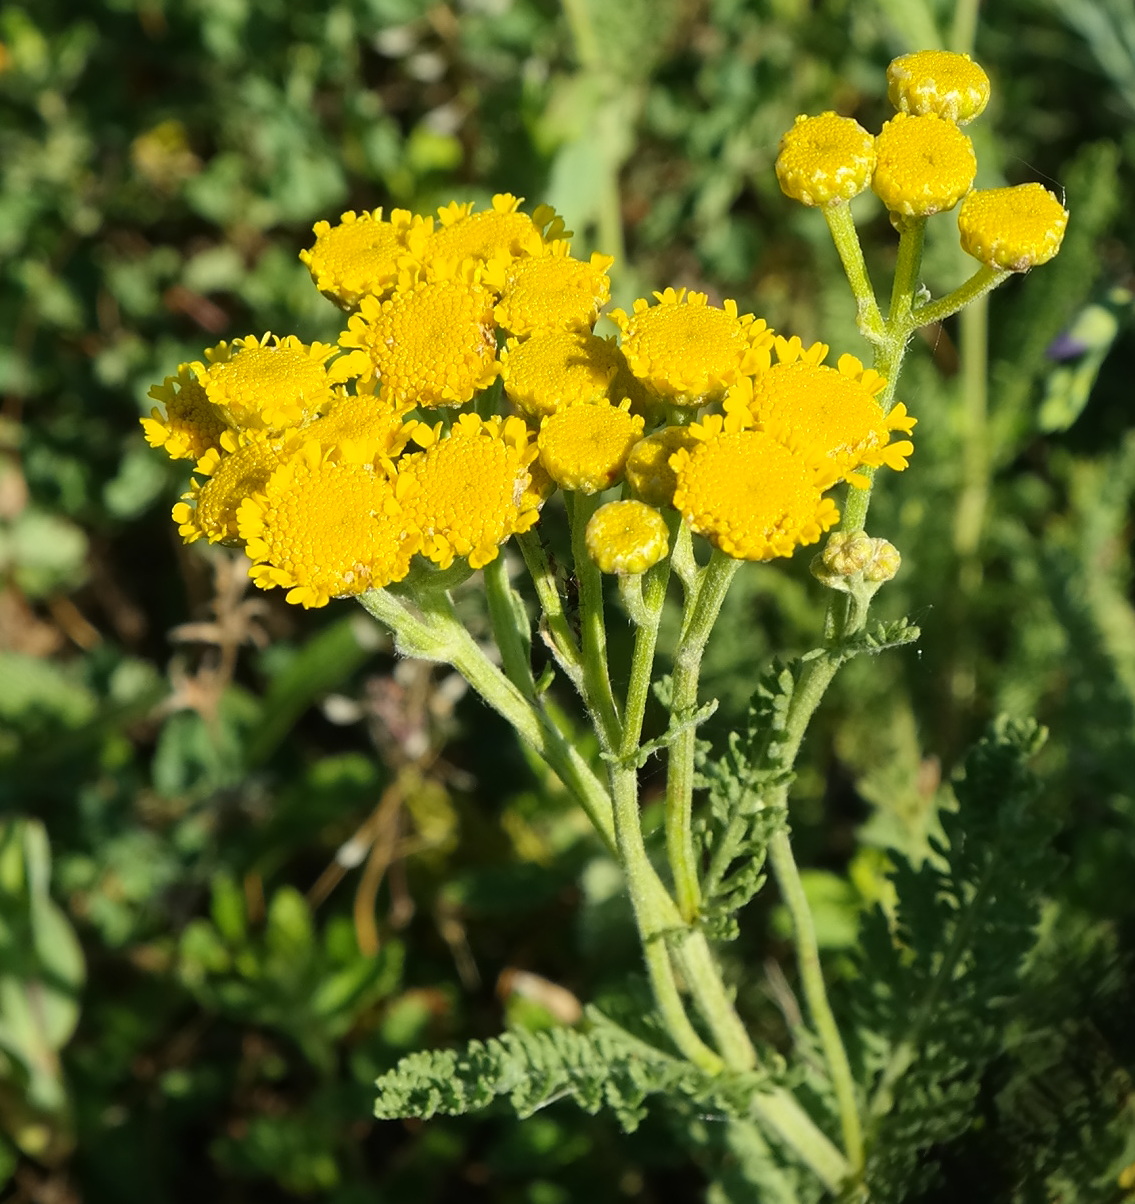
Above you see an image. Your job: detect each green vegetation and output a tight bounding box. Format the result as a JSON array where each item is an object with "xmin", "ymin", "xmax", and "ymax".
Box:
[{"xmin": 3, "ymin": 1, "xmax": 1135, "ymax": 1199}]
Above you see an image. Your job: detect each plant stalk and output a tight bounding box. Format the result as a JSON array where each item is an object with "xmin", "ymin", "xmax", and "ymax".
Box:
[{"xmin": 665, "ymin": 549, "xmax": 741, "ymax": 921}]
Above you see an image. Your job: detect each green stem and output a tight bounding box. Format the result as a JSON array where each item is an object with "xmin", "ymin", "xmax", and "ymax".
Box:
[
  {"xmin": 768, "ymin": 208, "xmax": 941, "ymax": 1181},
  {"xmin": 610, "ymin": 764, "xmax": 724, "ymax": 1073},
  {"xmin": 619, "ymin": 564, "xmax": 669, "ymax": 757},
  {"xmin": 954, "ymin": 295, "xmax": 990, "ymax": 564},
  {"xmin": 768, "ymin": 829, "xmax": 864, "ymax": 1173},
  {"xmin": 514, "ymin": 529, "xmax": 584, "ymax": 689},
  {"xmin": 832, "ymin": 214, "xmax": 928, "ymax": 538},
  {"xmin": 748, "ymin": 1092, "xmax": 851, "ymax": 1195},
  {"xmin": 887, "ymin": 215, "xmax": 927, "ymax": 330},
  {"xmin": 357, "ymin": 588, "xmax": 616, "ymax": 851},
  {"xmin": 910, "ymin": 263, "xmax": 1008, "ymax": 332},
  {"xmin": 619, "ymin": 559, "xmax": 763, "ymax": 1074},
  {"xmin": 360, "ymin": 590, "xmax": 850, "ymax": 1188},
  {"xmin": 666, "ymin": 549, "xmax": 741, "ymax": 921},
  {"xmin": 823, "ymin": 204, "xmax": 885, "ymax": 343},
  {"xmin": 483, "ymin": 553, "xmax": 535, "ymax": 697},
  {"xmin": 949, "ymin": 0, "xmax": 981, "ymax": 55},
  {"xmin": 566, "ymin": 491, "xmax": 622, "ymax": 750},
  {"xmin": 719, "ymin": 1119, "xmax": 802, "ymax": 1204}
]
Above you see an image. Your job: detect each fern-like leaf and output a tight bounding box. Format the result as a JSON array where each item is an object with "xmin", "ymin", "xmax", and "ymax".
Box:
[
  {"xmin": 376, "ymin": 1018, "xmax": 701, "ymax": 1132},
  {"xmin": 852, "ymin": 716, "xmax": 1062, "ymax": 1200}
]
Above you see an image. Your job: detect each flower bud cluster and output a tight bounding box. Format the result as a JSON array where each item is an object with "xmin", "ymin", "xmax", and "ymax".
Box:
[
  {"xmin": 811, "ymin": 531, "xmax": 901, "ymax": 593},
  {"xmin": 776, "ymin": 51, "xmax": 1068, "ymax": 270}
]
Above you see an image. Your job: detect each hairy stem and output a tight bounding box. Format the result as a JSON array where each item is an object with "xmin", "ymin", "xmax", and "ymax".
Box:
[
  {"xmin": 666, "ymin": 549, "xmax": 741, "ymax": 921},
  {"xmin": 358, "ymin": 588, "xmax": 616, "ymax": 851},
  {"xmin": 514, "ymin": 529, "xmax": 584, "ymax": 689},
  {"xmin": 483, "ymin": 553, "xmax": 535, "ymax": 697},
  {"xmin": 910, "ymin": 263, "xmax": 1008, "ymax": 331},
  {"xmin": 610, "ymin": 764, "xmax": 725, "ymax": 1073},
  {"xmin": 567, "ymin": 492, "xmax": 622, "ymax": 750},
  {"xmin": 823, "ymin": 204, "xmax": 885, "ymax": 343},
  {"xmin": 769, "ymin": 829, "xmax": 864, "ymax": 1173}
]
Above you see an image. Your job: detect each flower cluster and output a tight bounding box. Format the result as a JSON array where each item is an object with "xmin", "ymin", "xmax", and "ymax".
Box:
[
  {"xmin": 144, "ymin": 188, "xmax": 926, "ymax": 602},
  {"xmin": 776, "ymin": 50, "xmax": 1068, "ymax": 269}
]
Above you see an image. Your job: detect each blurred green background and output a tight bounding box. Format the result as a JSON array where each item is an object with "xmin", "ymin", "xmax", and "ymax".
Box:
[{"xmin": 2, "ymin": 0, "xmax": 1135, "ymax": 1199}]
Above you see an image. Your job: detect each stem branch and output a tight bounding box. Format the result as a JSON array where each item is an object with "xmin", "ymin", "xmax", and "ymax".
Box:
[{"xmin": 666, "ymin": 549, "xmax": 740, "ymax": 921}]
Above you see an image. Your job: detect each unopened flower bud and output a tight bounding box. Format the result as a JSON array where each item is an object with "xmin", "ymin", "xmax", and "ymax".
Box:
[
  {"xmin": 776, "ymin": 112, "xmax": 877, "ymax": 208},
  {"xmin": 811, "ymin": 531, "xmax": 901, "ymax": 590},
  {"xmin": 862, "ymin": 539, "xmax": 901, "ymax": 583},
  {"xmin": 957, "ymin": 183, "xmax": 1069, "ymax": 272},
  {"xmin": 823, "ymin": 531, "xmax": 875, "ymax": 575},
  {"xmin": 585, "ymin": 499, "xmax": 669, "ymax": 575},
  {"xmin": 886, "ymin": 51, "xmax": 991, "ymax": 126}
]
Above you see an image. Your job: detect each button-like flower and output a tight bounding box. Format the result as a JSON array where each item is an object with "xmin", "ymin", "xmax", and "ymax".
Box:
[
  {"xmin": 610, "ymin": 288, "xmax": 775, "ymax": 407},
  {"xmin": 300, "ymin": 208, "xmax": 428, "ymax": 309},
  {"xmin": 887, "ymin": 51, "xmax": 990, "ymax": 125},
  {"xmin": 172, "ymin": 431, "xmax": 292, "ymax": 544},
  {"xmin": 143, "ymin": 363, "xmax": 230, "ymax": 461},
  {"xmin": 489, "ymin": 242, "xmax": 614, "ymax": 337},
  {"xmin": 338, "ymin": 275, "xmax": 499, "ymax": 408},
  {"xmin": 420, "ymin": 194, "xmax": 568, "ymax": 275},
  {"xmin": 193, "ymin": 334, "xmax": 354, "ymax": 432},
  {"xmin": 237, "ymin": 443, "xmax": 421, "ymax": 608},
  {"xmin": 500, "ymin": 330, "xmax": 621, "ymax": 419},
  {"xmin": 671, "ymin": 427, "xmax": 839, "ymax": 561},
  {"xmin": 872, "ymin": 112, "xmax": 976, "ymax": 217},
  {"xmin": 301, "ymin": 386, "xmax": 416, "ymax": 461},
  {"xmin": 624, "ymin": 426, "xmax": 699, "ymax": 509},
  {"xmin": 585, "ymin": 500, "xmax": 669, "ymax": 575},
  {"xmin": 957, "ymin": 183, "xmax": 1069, "ymax": 271},
  {"xmin": 400, "ymin": 413, "xmax": 540, "ymax": 570},
  {"xmin": 727, "ymin": 342, "xmax": 915, "ymax": 487},
  {"xmin": 537, "ymin": 401, "xmax": 644, "ymax": 494},
  {"xmin": 776, "ymin": 112, "xmax": 877, "ymax": 207}
]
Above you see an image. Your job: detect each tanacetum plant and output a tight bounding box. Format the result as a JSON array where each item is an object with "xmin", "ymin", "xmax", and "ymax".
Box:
[{"xmin": 144, "ymin": 51, "xmax": 1070, "ymax": 1201}]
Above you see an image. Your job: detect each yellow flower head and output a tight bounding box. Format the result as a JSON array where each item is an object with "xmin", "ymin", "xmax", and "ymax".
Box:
[
  {"xmin": 142, "ymin": 363, "xmax": 229, "ymax": 461},
  {"xmin": 957, "ymin": 183, "xmax": 1069, "ymax": 271},
  {"xmin": 500, "ymin": 330, "xmax": 621, "ymax": 420},
  {"xmin": 776, "ymin": 112, "xmax": 877, "ymax": 207},
  {"xmin": 887, "ymin": 51, "xmax": 990, "ymax": 126},
  {"xmin": 489, "ymin": 242, "xmax": 614, "ymax": 337},
  {"xmin": 172, "ymin": 430, "xmax": 290, "ymax": 544},
  {"xmin": 585, "ymin": 500, "xmax": 669, "ymax": 575},
  {"xmin": 194, "ymin": 334, "xmax": 353, "ymax": 432},
  {"xmin": 338, "ymin": 276, "xmax": 499, "ymax": 408},
  {"xmin": 727, "ymin": 345, "xmax": 915, "ymax": 486},
  {"xmin": 301, "ymin": 386, "xmax": 416, "ymax": 460},
  {"xmin": 400, "ymin": 413, "xmax": 539, "ymax": 570},
  {"xmin": 237, "ymin": 444, "xmax": 421, "ymax": 608},
  {"xmin": 872, "ymin": 113, "xmax": 976, "ymax": 217},
  {"xmin": 624, "ymin": 425, "xmax": 700, "ymax": 509},
  {"xmin": 299, "ymin": 208, "xmax": 428, "ymax": 308},
  {"xmin": 610, "ymin": 288, "xmax": 775, "ymax": 407},
  {"xmin": 537, "ymin": 401, "xmax": 644, "ymax": 494},
  {"xmin": 671, "ymin": 428, "xmax": 840, "ymax": 561},
  {"xmin": 420, "ymin": 194, "xmax": 568, "ymax": 274}
]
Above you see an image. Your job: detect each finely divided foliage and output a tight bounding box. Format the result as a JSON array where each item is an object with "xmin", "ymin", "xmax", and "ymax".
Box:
[{"xmin": 852, "ymin": 717, "xmax": 1062, "ymax": 1199}]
